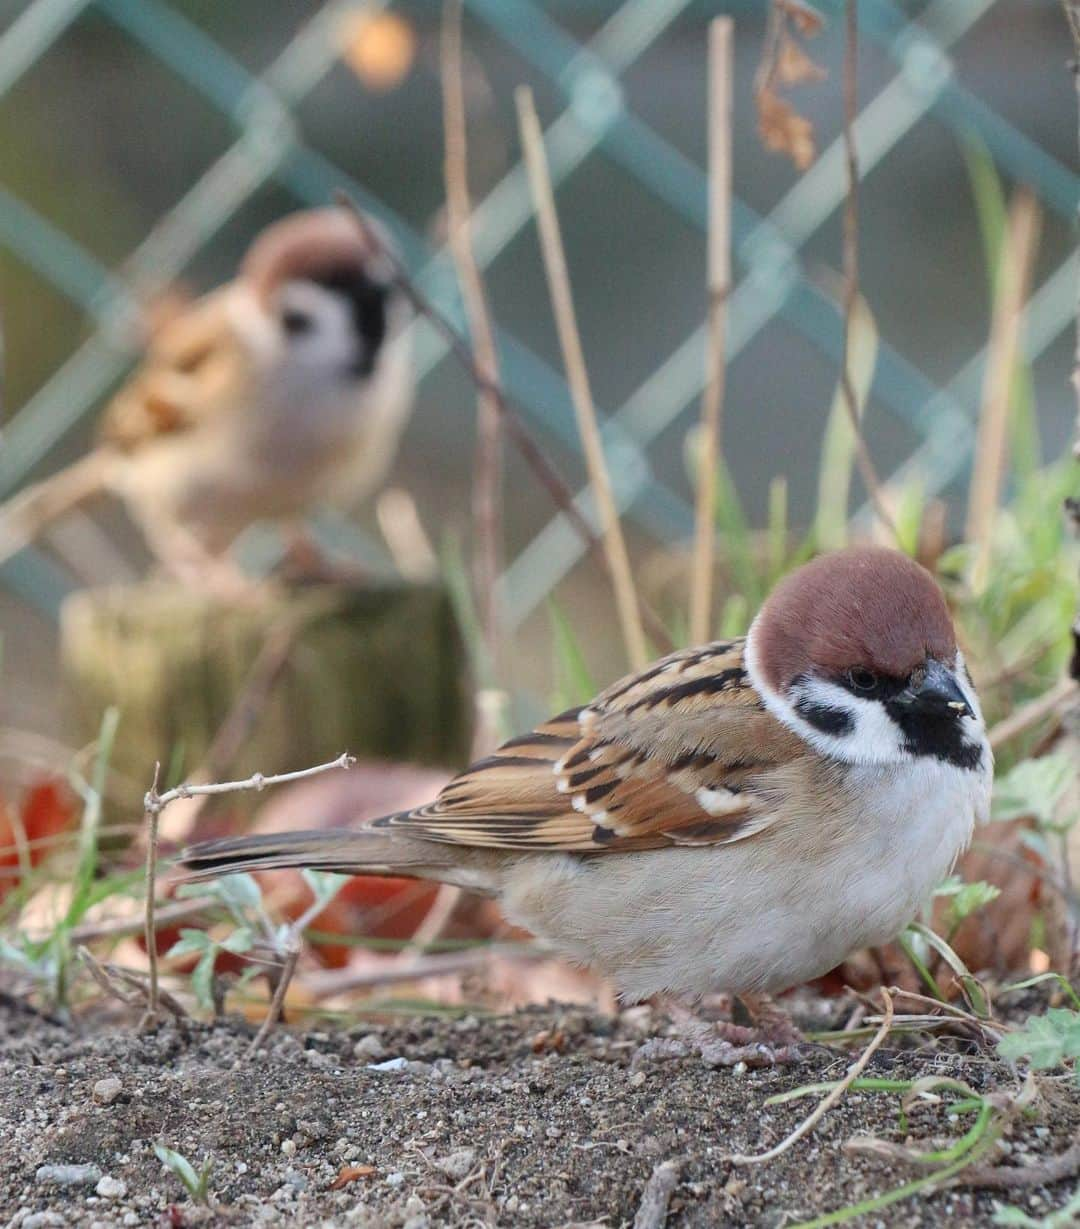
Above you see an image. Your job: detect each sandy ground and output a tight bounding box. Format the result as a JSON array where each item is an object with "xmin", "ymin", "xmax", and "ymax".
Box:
[{"xmin": 1, "ymin": 999, "xmax": 1078, "ymax": 1229}]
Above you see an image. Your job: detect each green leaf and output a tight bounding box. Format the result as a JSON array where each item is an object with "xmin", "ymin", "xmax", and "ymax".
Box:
[
  {"xmin": 190, "ymin": 945, "xmax": 219, "ymax": 1012},
  {"xmin": 154, "ymin": 1144, "xmax": 201, "ymax": 1199},
  {"xmin": 300, "ymin": 870, "xmax": 347, "ymax": 910},
  {"xmin": 945, "ymin": 881, "xmax": 1001, "ymax": 927},
  {"xmin": 164, "ymin": 929, "xmax": 213, "ymax": 960},
  {"xmin": 813, "ymin": 292, "xmax": 879, "ymax": 553},
  {"xmin": 991, "ymin": 1208, "xmax": 1039, "ymax": 1227},
  {"xmin": 992, "ymin": 753, "xmax": 1074, "ymax": 827},
  {"xmin": 219, "ymin": 926, "xmax": 254, "ymax": 955},
  {"xmin": 998, "ymin": 1008, "xmax": 1080, "ymax": 1072},
  {"xmin": 548, "ymin": 599, "xmax": 596, "ymax": 708},
  {"xmin": 212, "ymin": 873, "xmax": 264, "ymax": 921}
]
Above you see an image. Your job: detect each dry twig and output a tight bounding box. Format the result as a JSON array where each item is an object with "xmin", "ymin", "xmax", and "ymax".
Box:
[
  {"xmin": 515, "ymin": 85, "xmax": 649, "ymax": 669},
  {"xmin": 727, "ymin": 988, "xmax": 895, "ymax": 1165},
  {"xmin": 441, "ymin": 0, "xmax": 504, "ymax": 732},
  {"xmin": 966, "ymin": 189, "xmax": 1042, "ymax": 590},
  {"xmin": 140, "ymin": 753, "xmax": 355, "ymax": 1028},
  {"xmin": 839, "ymin": 0, "xmax": 896, "ymax": 541},
  {"xmin": 689, "ymin": 18, "xmax": 733, "ymax": 645},
  {"xmin": 988, "ymin": 676, "xmax": 1077, "ymax": 751},
  {"xmin": 633, "ymin": 1159, "xmax": 682, "ymax": 1229}
]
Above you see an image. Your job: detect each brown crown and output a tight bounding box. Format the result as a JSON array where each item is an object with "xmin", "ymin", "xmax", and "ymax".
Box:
[
  {"xmin": 241, "ymin": 208, "xmax": 383, "ymax": 303},
  {"xmin": 752, "ymin": 546, "xmax": 957, "ymax": 691}
]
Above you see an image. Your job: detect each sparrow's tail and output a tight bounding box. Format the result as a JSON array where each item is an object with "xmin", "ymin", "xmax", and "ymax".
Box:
[
  {"xmin": 180, "ymin": 826, "xmax": 494, "ymax": 895},
  {"xmin": 0, "ymin": 448, "xmax": 116, "ymax": 565}
]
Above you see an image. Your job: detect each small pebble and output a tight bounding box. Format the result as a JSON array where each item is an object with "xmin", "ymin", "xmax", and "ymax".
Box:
[
  {"xmin": 629, "ymin": 1070, "xmax": 647, "ymax": 1087},
  {"xmin": 281, "ymin": 1139, "xmax": 297, "ymax": 1157},
  {"xmin": 352, "ymin": 1034, "xmax": 387, "ymax": 1061},
  {"xmin": 435, "ymin": 1148, "xmax": 476, "ymax": 1181},
  {"xmin": 96, "ymin": 1175, "xmax": 126, "ymax": 1200},
  {"xmin": 36, "ymin": 1164, "xmax": 102, "ymax": 1188},
  {"xmin": 367, "ymin": 1057, "xmax": 408, "ymax": 1073},
  {"xmin": 92, "ymin": 1077, "xmax": 123, "ymax": 1105},
  {"xmin": 23, "ymin": 1214, "xmax": 68, "ymax": 1229},
  {"xmin": 385, "ymin": 1172, "xmax": 405, "ymax": 1188}
]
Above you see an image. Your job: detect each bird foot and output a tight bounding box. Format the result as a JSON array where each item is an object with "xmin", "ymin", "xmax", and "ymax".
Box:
[{"xmin": 631, "ymin": 1016, "xmax": 804, "ymax": 1070}]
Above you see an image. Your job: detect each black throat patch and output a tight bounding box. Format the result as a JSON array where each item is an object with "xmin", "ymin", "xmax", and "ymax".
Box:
[
  {"xmin": 315, "ymin": 268, "xmax": 390, "ymax": 377},
  {"xmin": 884, "ymin": 700, "xmax": 984, "ymax": 770}
]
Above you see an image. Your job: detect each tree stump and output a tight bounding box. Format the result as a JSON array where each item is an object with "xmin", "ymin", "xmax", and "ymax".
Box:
[{"xmin": 59, "ymin": 581, "xmax": 470, "ymax": 822}]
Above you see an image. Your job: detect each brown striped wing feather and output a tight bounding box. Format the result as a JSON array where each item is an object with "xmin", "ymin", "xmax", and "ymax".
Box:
[
  {"xmin": 99, "ymin": 290, "xmax": 248, "ymax": 451},
  {"xmin": 375, "ymin": 640, "xmax": 807, "ymax": 852}
]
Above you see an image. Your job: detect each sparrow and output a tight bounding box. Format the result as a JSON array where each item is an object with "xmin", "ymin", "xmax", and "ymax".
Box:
[
  {"xmin": 0, "ymin": 207, "xmax": 413, "ymax": 577},
  {"xmin": 183, "ymin": 547, "xmax": 992, "ymax": 1040}
]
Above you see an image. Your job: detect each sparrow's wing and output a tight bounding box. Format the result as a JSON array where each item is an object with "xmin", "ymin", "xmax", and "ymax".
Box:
[
  {"xmin": 99, "ymin": 289, "xmax": 249, "ymax": 450},
  {"xmin": 376, "ymin": 640, "xmax": 809, "ymax": 852}
]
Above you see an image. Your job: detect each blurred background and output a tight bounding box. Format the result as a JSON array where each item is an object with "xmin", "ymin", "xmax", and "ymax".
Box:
[{"xmin": 0, "ymin": 0, "xmax": 1075, "ymax": 750}]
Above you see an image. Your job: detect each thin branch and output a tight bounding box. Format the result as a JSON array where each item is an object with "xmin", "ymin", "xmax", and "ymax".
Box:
[
  {"xmin": 334, "ymin": 192, "xmax": 596, "ymax": 556},
  {"xmin": 957, "ymin": 1140, "xmax": 1080, "ymax": 1190},
  {"xmin": 840, "ymin": 0, "xmax": 896, "ymax": 541},
  {"xmin": 144, "ymin": 753, "xmax": 356, "ymax": 815},
  {"xmin": 965, "ymin": 189, "xmax": 1042, "ymax": 589},
  {"xmin": 515, "ymin": 86, "xmax": 649, "ymax": 669},
  {"xmin": 300, "ymin": 940, "xmax": 545, "ymax": 1000},
  {"xmin": 442, "ymin": 0, "xmax": 504, "ymax": 725},
  {"xmin": 335, "ymin": 191, "xmax": 674, "ymax": 656},
  {"xmin": 727, "ymin": 989, "xmax": 895, "ymax": 1165},
  {"xmin": 633, "ymin": 1160, "xmax": 681, "ymax": 1229},
  {"xmin": 988, "ymin": 676, "xmax": 1077, "ymax": 750},
  {"xmin": 248, "ymin": 942, "xmax": 300, "ymax": 1057},
  {"xmin": 139, "ymin": 753, "xmax": 354, "ymax": 1030},
  {"xmin": 140, "ymin": 760, "xmax": 162, "ymax": 1028},
  {"xmin": 689, "ymin": 18, "xmax": 733, "ymax": 645}
]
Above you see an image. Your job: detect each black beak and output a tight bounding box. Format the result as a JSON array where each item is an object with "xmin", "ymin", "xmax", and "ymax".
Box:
[{"xmin": 903, "ymin": 659, "xmax": 973, "ymax": 720}]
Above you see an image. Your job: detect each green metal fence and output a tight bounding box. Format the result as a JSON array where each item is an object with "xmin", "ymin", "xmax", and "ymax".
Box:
[{"xmin": 0, "ymin": 0, "xmax": 1075, "ymax": 631}]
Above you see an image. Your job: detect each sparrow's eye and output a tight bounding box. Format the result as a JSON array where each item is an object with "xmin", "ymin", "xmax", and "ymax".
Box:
[
  {"xmin": 282, "ymin": 308, "xmax": 314, "ymax": 336},
  {"xmin": 847, "ymin": 667, "xmax": 879, "ymax": 692}
]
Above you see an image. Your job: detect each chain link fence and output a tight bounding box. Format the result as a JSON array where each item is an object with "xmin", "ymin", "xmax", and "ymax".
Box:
[{"xmin": 0, "ymin": 0, "xmax": 1075, "ymax": 639}]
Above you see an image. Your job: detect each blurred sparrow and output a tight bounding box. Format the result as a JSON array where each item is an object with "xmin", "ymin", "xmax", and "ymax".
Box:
[
  {"xmin": 0, "ymin": 207, "xmax": 413, "ymax": 578},
  {"xmin": 184, "ymin": 547, "xmax": 992, "ymax": 1057}
]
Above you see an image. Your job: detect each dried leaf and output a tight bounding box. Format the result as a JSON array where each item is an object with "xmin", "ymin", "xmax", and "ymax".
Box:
[
  {"xmin": 756, "ymin": 87, "xmax": 816, "ymax": 170},
  {"xmin": 775, "ymin": 32, "xmax": 827, "ymax": 86},
  {"xmin": 776, "ymin": 0, "xmax": 824, "ymax": 36},
  {"xmin": 330, "ymin": 1165, "xmax": 376, "ymax": 1190}
]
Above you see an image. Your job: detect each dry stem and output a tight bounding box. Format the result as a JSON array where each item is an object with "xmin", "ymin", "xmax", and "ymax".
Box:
[
  {"xmin": 727, "ymin": 989, "xmax": 895, "ymax": 1165},
  {"xmin": 840, "ymin": 0, "xmax": 896, "ymax": 541},
  {"xmin": 689, "ymin": 18, "xmax": 733, "ymax": 645},
  {"xmin": 441, "ymin": 0, "xmax": 504, "ymax": 730},
  {"xmin": 633, "ymin": 1160, "xmax": 682, "ymax": 1229},
  {"xmin": 139, "ymin": 753, "xmax": 354, "ymax": 1028},
  {"xmin": 988, "ymin": 676, "xmax": 1077, "ymax": 750},
  {"xmin": 515, "ymin": 85, "xmax": 648, "ymax": 669},
  {"xmin": 965, "ymin": 189, "xmax": 1042, "ymax": 590}
]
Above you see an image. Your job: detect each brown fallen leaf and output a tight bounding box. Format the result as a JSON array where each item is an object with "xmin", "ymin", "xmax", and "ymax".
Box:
[{"xmin": 330, "ymin": 1165, "xmax": 376, "ymax": 1190}]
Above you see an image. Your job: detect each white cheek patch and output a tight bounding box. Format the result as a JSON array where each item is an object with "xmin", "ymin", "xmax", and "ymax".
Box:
[
  {"xmin": 744, "ymin": 622, "xmax": 907, "ymax": 767},
  {"xmin": 788, "ymin": 676, "xmax": 908, "ymax": 765},
  {"xmin": 276, "ymin": 281, "xmax": 359, "ymax": 375}
]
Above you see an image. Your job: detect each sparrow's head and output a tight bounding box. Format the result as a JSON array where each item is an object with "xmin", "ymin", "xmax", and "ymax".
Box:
[
  {"xmin": 745, "ymin": 546, "xmax": 987, "ymax": 770},
  {"xmin": 239, "ymin": 207, "xmax": 406, "ymax": 381}
]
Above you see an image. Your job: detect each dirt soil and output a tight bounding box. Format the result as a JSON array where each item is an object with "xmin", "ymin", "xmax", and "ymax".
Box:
[{"xmin": 1, "ymin": 1000, "xmax": 1077, "ymax": 1229}]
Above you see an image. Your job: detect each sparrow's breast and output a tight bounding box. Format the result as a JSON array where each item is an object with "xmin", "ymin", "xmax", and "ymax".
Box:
[{"xmin": 496, "ymin": 752, "xmax": 988, "ymax": 1001}]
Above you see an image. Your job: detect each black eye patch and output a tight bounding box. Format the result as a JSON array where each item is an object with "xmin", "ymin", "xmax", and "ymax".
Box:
[
  {"xmin": 837, "ymin": 670, "xmax": 906, "ymax": 702},
  {"xmin": 792, "ymin": 693, "xmax": 854, "ymax": 736},
  {"xmin": 281, "ymin": 308, "xmax": 314, "ymax": 336}
]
